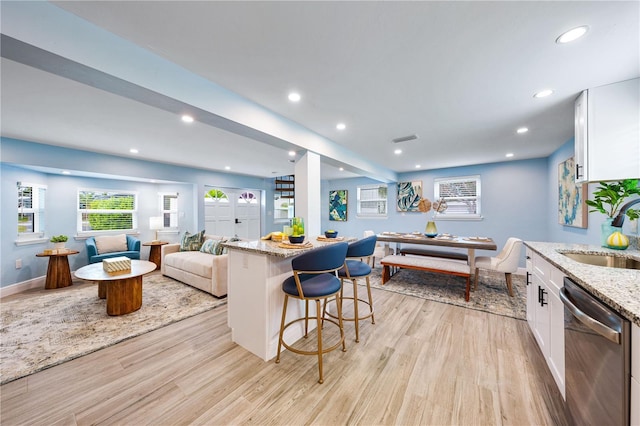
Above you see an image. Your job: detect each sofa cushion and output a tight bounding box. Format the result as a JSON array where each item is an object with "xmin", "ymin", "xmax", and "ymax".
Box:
[
  {"xmin": 180, "ymin": 230, "xmax": 205, "ymax": 251},
  {"xmin": 95, "ymin": 234, "xmax": 128, "ymax": 254},
  {"xmin": 165, "ymin": 252, "xmax": 213, "ymax": 278},
  {"xmin": 200, "ymin": 238, "xmax": 224, "ymax": 255}
]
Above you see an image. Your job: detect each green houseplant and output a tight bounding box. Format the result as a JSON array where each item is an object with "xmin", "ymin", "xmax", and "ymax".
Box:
[
  {"xmin": 586, "ymin": 179, "xmax": 640, "ymax": 247},
  {"xmin": 50, "ymin": 235, "xmax": 68, "ymax": 243}
]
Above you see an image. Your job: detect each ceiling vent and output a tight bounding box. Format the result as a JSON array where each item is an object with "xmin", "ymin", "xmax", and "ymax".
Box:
[{"xmin": 392, "ymin": 134, "xmax": 419, "ymax": 143}]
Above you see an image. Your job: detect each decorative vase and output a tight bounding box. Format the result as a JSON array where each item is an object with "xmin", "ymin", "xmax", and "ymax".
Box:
[
  {"xmin": 425, "ymin": 221, "xmax": 438, "ymax": 238},
  {"xmin": 291, "ymin": 217, "xmax": 305, "ymax": 236},
  {"xmin": 600, "ymin": 218, "xmax": 618, "ymax": 247},
  {"xmin": 53, "ymin": 242, "xmax": 65, "ymax": 250},
  {"xmin": 607, "ymin": 231, "xmax": 629, "ymax": 250}
]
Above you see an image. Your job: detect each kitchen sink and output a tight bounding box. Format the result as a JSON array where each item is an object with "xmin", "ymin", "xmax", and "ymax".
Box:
[{"xmin": 561, "ymin": 252, "xmax": 640, "ymax": 269}]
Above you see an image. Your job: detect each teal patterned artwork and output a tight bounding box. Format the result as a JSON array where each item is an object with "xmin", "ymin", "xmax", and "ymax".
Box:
[
  {"xmin": 397, "ymin": 181, "xmax": 422, "ymax": 212},
  {"xmin": 329, "ymin": 190, "xmax": 348, "ymax": 221},
  {"xmin": 558, "ymin": 157, "xmax": 587, "ymax": 228}
]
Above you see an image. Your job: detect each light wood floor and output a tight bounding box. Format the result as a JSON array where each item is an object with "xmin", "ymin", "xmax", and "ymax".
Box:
[{"xmin": 0, "ymin": 287, "xmax": 567, "ymax": 426}]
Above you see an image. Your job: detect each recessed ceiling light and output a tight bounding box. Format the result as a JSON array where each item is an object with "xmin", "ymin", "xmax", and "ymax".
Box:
[
  {"xmin": 181, "ymin": 115, "xmax": 194, "ymax": 123},
  {"xmin": 61, "ymin": 170, "xmax": 70, "ymax": 175},
  {"xmin": 336, "ymin": 123, "xmax": 346, "ymax": 130},
  {"xmin": 415, "ymin": 164, "xmax": 421, "ymax": 169},
  {"xmin": 288, "ymin": 151, "xmax": 296, "ymax": 156},
  {"xmin": 339, "ymin": 167, "xmax": 344, "ymax": 171},
  {"xmin": 288, "ymin": 92, "xmax": 301, "ymax": 102},
  {"xmin": 129, "ymin": 148, "xmax": 139, "ymax": 154},
  {"xmin": 225, "ymin": 166, "xmax": 231, "ymax": 170},
  {"xmin": 534, "ymin": 89, "xmax": 554, "ymax": 98},
  {"xmin": 517, "ymin": 127, "xmax": 529, "ymax": 134},
  {"xmin": 506, "ymin": 153, "xmax": 515, "ymax": 158},
  {"xmin": 394, "ymin": 149, "xmax": 402, "ymax": 155},
  {"xmin": 556, "ymin": 26, "xmax": 589, "ymax": 44}
]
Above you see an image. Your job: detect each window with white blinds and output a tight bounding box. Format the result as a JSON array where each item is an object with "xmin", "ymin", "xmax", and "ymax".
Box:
[
  {"xmin": 357, "ymin": 184, "xmax": 388, "ymax": 218},
  {"xmin": 18, "ymin": 183, "xmax": 46, "ymax": 237},
  {"xmin": 78, "ymin": 190, "xmax": 138, "ymax": 232},
  {"xmin": 160, "ymin": 192, "xmax": 179, "ymax": 228},
  {"xmin": 434, "ymin": 175, "xmax": 481, "ymax": 219}
]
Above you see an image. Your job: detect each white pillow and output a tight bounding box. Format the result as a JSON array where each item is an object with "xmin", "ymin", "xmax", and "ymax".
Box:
[{"xmin": 95, "ymin": 234, "xmax": 128, "ymax": 254}]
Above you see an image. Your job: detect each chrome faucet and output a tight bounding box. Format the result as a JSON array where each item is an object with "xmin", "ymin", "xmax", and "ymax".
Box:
[{"xmin": 611, "ymin": 198, "xmax": 640, "ymax": 227}]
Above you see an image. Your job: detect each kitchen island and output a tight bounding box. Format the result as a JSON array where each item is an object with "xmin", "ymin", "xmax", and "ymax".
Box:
[{"xmin": 222, "ymin": 238, "xmax": 351, "ymax": 361}]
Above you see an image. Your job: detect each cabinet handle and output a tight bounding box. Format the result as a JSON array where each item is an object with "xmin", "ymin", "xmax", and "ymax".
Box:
[
  {"xmin": 576, "ymin": 163, "xmax": 583, "ymax": 179},
  {"xmin": 526, "ymin": 271, "xmax": 531, "ymax": 286},
  {"xmin": 538, "ymin": 286, "xmax": 542, "ymax": 303},
  {"xmin": 526, "ymin": 255, "xmax": 531, "ymax": 260},
  {"xmin": 540, "ymin": 287, "xmax": 548, "ymax": 307}
]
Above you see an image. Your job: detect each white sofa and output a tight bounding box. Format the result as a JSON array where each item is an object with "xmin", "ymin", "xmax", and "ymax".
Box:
[{"xmin": 161, "ymin": 234, "xmax": 241, "ymax": 297}]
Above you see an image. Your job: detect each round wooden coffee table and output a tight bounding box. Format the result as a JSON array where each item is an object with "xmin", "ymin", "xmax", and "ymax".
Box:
[{"xmin": 74, "ymin": 260, "xmax": 156, "ymax": 316}]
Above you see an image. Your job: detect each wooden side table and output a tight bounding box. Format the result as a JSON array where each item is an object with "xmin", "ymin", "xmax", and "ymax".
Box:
[
  {"xmin": 142, "ymin": 241, "xmax": 168, "ymax": 270},
  {"xmin": 36, "ymin": 250, "xmax": 80, "ymax": 289}
]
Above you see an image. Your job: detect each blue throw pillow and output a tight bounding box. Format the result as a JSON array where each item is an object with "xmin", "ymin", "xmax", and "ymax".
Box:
[{"xmin": 199, "ymin": 239, "xmax": 217, "ymax": 254}]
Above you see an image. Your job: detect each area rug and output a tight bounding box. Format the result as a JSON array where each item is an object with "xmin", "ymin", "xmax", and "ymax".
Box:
[
  {"xmin": 365, "ymin": 267, "xmax": 526, "ymax": 320},
  {"xmin": 0, "ymin": 273, "xmax": 226, "ymax": 385}
]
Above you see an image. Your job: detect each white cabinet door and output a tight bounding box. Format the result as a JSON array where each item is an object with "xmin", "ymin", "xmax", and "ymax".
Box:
[
  {"xmin": 575, "ymin": 78, "xmax": 640, "ymax": 182},
  {"xmin": 526, "ymin": 249, "xmax": 536, "ymax": 328},
  {"xmin": 547, "ymin": 268, "xmax": 566, "ymax": 399},
  {"xmin": 574, "ymin": 90, "xmax": 588, "ymax": 182},
  {"xmin": 532, "ymin": 272, "xmax": 549, "ymax": 355}
]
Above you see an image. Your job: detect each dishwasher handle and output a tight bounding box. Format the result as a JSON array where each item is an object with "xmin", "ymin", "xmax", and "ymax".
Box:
[{"xmin": 559, "ymin": 287, "xmax": 620, "ymax": 344}]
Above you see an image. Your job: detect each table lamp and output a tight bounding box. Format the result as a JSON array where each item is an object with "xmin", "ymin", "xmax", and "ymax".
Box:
[{"xmin": 149, "ymin": 216, "xmax": 163, "ymax": 242}]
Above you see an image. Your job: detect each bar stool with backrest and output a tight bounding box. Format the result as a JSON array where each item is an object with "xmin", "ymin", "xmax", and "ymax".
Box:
[
  {"xmin": 276, "ymin": 242, "xmax": 349, "ymax": 384},
  {"xmin": 326, "ymin": 235, "xmax": 377, "ymax": 343}
]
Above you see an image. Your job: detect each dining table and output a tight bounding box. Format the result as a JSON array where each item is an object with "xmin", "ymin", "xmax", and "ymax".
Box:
[{"xmin": 376, "ymin": 232, "xmax": 498, "ymax": 277}]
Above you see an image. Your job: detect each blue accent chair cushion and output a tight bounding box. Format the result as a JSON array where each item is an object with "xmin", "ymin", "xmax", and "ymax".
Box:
[{"xmin": 86, "ymin": 235, "xmax": 141, "ymax": 264}]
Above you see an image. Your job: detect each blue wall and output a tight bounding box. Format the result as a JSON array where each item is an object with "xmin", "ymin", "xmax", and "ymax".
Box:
[
  {"xmin": 322, "ymin": 158, "xmax": 549, "ymax": 258},
  {"xmin": 1, "ymin": 137, "xmax": 271, "ymax": 288},
  {"xmin": 4, "ymin": 136, "xmax": 632, "ymax": 289}
]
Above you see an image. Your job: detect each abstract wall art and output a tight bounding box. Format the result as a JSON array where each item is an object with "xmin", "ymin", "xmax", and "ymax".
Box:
[
  {"xmin": 558, "ymin": 157, "xmax": 588, "ymax": 228},
  {"xmin": 329, "ymin": 190, "xmax": 348, "ymax": 221}
]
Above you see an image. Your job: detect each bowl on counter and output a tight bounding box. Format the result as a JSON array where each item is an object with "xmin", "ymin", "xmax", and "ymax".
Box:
[
  {"xmin": 288, "ymin": 235, "xmax": 305, "ymax": 244},
  {"xmin": 324, "ymin": 230, "xmax": 338, "ymax": 238}
]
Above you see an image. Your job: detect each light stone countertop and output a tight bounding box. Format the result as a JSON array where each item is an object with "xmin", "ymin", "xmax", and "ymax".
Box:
[
  {"xmin": 222, "ymin": 237, "xmax": 355, "ymax": 259},
  {"xmin": 525, "ymin": 241, "xmax": 640, "ymax": 327}
]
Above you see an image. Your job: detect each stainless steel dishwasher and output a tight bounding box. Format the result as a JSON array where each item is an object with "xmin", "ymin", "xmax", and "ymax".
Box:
[{"xmin": 560, "ymin": 278, "xmax": 631, "ymax": 426}]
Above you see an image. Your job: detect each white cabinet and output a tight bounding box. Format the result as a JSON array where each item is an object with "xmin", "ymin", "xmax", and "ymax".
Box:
[
  {"xmin": 632, "ymin": 323, "xmax": 640, "ymax": 426},
  {"xmin": 526, "ymin": 249, "xmax": 565, "ymax": 399},
  {"xmin": 574, "ymin": 78, "xmax": 640, "ymax": 182}
]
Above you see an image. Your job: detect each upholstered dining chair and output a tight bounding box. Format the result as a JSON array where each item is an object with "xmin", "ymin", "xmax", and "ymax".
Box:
[
  {"xmin": 276, "ymin": 242, "xmax": 349, "ymax": 384},
  {"xmin": 327, "ymin": 235, "xmax": 377, "ymax": 343},
  {"xmin": 363, "ymin": 230, "xmax": 388, "ymax": 267},
  {"xmin": 473, "ymin": 237, "xmax": 523, "ymax": 296}
]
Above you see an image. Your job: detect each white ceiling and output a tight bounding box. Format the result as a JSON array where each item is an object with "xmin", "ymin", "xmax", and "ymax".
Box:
[{"xmin": 1, "ymin": 1, "xmax": 639, "ymax": 181}]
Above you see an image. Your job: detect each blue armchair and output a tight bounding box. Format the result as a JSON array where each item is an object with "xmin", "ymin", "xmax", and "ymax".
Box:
[{"xmin": 86, "ymin": 235, "xmax": 141, "ymax": 264}]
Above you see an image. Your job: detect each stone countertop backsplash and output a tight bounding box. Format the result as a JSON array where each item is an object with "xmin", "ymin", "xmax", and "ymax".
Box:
[{"xmin": 525, "ymin": 241, "xmax": 640, "ymax": 327}]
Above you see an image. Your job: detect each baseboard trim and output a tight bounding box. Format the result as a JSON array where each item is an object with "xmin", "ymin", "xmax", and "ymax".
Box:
[{"xmin": 1, "ymin": 276, "xmax": 46, "ymax": 299}]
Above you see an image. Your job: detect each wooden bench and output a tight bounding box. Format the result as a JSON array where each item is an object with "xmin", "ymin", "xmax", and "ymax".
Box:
[
  {"xmin": 399, "ymin": 247, "xmax": 468, "ymax": 262},
  {"xmin": 380, "ymin": 255, "xmax": 471, "ymax": 301}
]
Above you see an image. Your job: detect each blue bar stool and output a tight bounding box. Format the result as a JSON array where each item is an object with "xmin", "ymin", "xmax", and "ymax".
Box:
[
  {"xmin": 275, "ymin": 242, "xmax": 349, "ymax": 384},
  {"xmin": 325, "ymin": 235, "xmax": 377, "ymax": 343}
]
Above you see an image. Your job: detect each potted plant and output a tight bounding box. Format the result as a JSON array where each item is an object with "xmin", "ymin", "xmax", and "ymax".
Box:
[
  {"xmin": 586, "ymin": 179, "xmax": 640, "ymax": 247},
  {"xmin": 50, "ymin": 235, "xmax": 68, "ymax": 249}
]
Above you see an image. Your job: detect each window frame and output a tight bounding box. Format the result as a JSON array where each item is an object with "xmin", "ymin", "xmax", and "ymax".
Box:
[
  {"xmin": 77, "ymin": 188, "xmax": 139, "ymax": 236},
  {"xmin": 159, "ymin": 192, "xmax": 179, "ymax": 229},
  {"xmin": 433, "ymin": 175, "xmax": 482, "ymax": 220},
  {"xmin": 16, "ymin": 182, "xmax": 47, "ymax": 243},
  {"xmin": 356, "ymin": 184, "xmax": 388, "ymax": 219}
]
